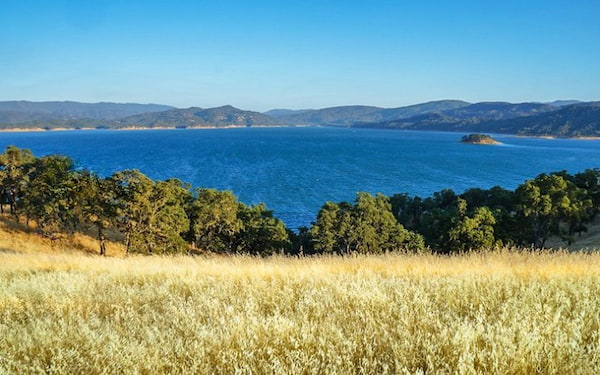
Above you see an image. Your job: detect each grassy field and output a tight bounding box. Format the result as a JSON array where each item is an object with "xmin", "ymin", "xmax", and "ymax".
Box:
[{"xmin": 1, "ymin": 239, "xmax": 600, "ymax": 374}]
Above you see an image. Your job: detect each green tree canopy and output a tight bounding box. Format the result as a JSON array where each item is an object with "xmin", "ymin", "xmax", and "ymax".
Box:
[
  {"xmin": 516, "ymin": 173, "xmax": 591, "ymax": 248},
  {"xmin": 310, "ymin": 192, "xmax": 424, "ymax": 254},
  {"xmin": 20, "ymin": 154, "xmax": 78, "ymax": 235},
  {"xmin": 235, "ymin": 203, "xmax": 291, "ymax": 255},
  {"xmin": 111, "ymin": 170, "xmax": 190, "ymax": 254},
  {"xmin": 72, "ymin": 171, "xmax": 119, "ymax": 255},
  {"xmin": 448, "ymin": 205, "xmax": 497, "ymax": 252},
  {"xmin": 189, "ymin": 188, "xmax": 243, "ymax": 253},
  {"xmin": 0, "ymin": 145, "xmax": 35, "ymax": 217}
]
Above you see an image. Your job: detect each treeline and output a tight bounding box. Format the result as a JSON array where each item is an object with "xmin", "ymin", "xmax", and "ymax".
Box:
[
  {"xmin": 389, "ymin": 171, "xmax": 600, "ymax": 251},
  {"xmin": 0, "ymin": 146, "xmax": 289, "ymax": 255},
  {"xmin": 1, "ymin": 146, "xmax": 599, "ymax": 255}
]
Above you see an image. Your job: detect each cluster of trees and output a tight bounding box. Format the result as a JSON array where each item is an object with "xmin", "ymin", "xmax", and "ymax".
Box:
[
  {"xmin": 306, "ymin": 192, "xmax": 424, "ymax": 254},
  {"xmin": 2, "ymin": 146, "xmax": 599, "ymax": 255},
  {"xmin": 390, "ymin": 169, "xmax": 600, "ymax": 251},
  {"xmin": 0, "ymin": 146, "xmax": 289, "ymax": 255}
]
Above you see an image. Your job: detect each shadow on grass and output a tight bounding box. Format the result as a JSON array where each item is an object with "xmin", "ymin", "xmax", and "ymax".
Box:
[{"xmin": 0, "ymin": 213, "xmax": 124, "ymax": 256}]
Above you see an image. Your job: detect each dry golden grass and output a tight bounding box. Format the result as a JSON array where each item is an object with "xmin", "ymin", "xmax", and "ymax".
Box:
[
  {"xmin": 545, "ymin": 221, "xmax": 600, "ymax": 251},
  {"xmin": 1, "ymin": 246, "xmax": 599, "ymax": 374},
  {"xmin": 0, "ymin": 215, "xmax": 124, "ymax": 256}
]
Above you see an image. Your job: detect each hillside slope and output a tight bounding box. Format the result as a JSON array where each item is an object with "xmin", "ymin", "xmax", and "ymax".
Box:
[
  {"xmin": 361, "ymin": 102, "xmax": 558, "ymax": 131},
  {"xmin": 0, "ymin": 101, "xmax": 173, "ymax": 123},
  {"xmin": 472, "ymin": 102, "xmax": 600, "ymax": 137},
  {"xmin": 0, "ymin": 215, "xmax": 123, "ymax": 256},
  {"xmin": 114, "ymin": 105, "xmax": 280, "ymax": 128},
  {"xmin": 277, "ymin": 100, "xmax": 470, "ymax": 126},
  {"xmin": 0, "ymin": 105, "xmax": 282, "ymax": 130}
]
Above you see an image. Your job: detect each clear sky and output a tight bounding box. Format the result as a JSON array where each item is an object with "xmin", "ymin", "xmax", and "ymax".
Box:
[{"xmin": 1, "ymin": 0, "xmax": 599, "ymax": 111}]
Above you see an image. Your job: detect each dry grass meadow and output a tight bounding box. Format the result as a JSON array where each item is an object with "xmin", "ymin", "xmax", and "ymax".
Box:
[{"xmin": 1, "ymin": 220, "xmax": 600, "ymax": 374}]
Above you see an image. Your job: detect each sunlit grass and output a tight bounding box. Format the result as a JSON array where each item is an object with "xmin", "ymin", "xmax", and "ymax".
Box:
[
  {"xmin": 1, "ymin": 248, "xmax": 599, "ymax": 374},
  {"xmin": 0, "ymin": 215, "xmax": 124, "ymax": 256}
]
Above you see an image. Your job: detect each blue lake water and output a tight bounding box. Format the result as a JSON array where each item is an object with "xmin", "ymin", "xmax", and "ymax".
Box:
[{"xmin": 1, "ymin": 127, "xmax": 600, "ymax": 230}]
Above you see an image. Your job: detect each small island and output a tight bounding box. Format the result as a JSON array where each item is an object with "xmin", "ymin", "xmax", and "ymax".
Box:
[{"xmin": 460, "ymin": 133, "xmax": 501, "ymax": 145}]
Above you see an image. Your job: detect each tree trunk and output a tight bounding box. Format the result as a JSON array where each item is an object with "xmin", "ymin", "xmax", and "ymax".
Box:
[
  {"xmin": 98, "ymin": 226, "xmax": 107, "ymax": 256},
  {"xmin": 125, "ymin": 231, "xmax": 131, "ymax": 255},
  {"xmin": 11, "ymin": 201, "xmax": 19, "ymax": 223}
]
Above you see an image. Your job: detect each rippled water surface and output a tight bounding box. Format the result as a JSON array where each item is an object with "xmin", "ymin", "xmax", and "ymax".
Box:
[{"xmin": 2, "ymin": 127, "xmax": 599, "ymax": 229}]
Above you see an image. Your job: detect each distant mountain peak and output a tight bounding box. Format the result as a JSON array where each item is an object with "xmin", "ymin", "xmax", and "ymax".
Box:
[{"xmin": 213, "ymin": 104, "xmax": 237, "ymax": 110}]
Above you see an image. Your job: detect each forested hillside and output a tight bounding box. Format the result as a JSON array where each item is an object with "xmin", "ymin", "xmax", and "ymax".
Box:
[
  {"xmin": 359, "ymin": 102, "xmax": 557, "ymax": 131},
  {"xmin": 275, "ymin": 100, "xmax": 470, "ymax": 126},
  {"xmin": 471, "ymin": 102, "xmax": 600, "ymax": 137},
  {"xmin": 113, "ymin": 105, "xmax": 279, "ymax": 128},
  {"xmin": 356, "ymin": 101, "xmax": 600, "ymax": 137}
]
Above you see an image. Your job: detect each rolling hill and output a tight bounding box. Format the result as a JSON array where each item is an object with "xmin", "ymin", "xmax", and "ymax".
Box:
[
  {"xmin": 0, "ymin": 101, "xmax": 173, "ymax": 123},
  {"xmin": 113, "ymin": 105, "xmax": 279, "ymax": 128},
  {"xmin": 471, "ymin": 102, "xmax": 600, "ymax": 137},
  {"xmin": 359, "ymin": 102, "xmax": 560, "ymax": 131},
  {"xmin": 0, "ymin": 105, "xmax": 280, "ymax": 130},
  {"xmin": 358, "ymin": 101, "xmax": 600, "ymax": 137},
  {"xmin": 275, "ymin": 100, "xmax": 471, "ymax": 126},
  {"xmin": 263, "ymin": 108, "xmax": 314, "ymax": 117}
]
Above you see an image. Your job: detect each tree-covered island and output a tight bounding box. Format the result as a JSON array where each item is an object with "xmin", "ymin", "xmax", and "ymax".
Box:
[{"xmin": 461, "ymin": 133, "xmax": 500, "ymax": 144}]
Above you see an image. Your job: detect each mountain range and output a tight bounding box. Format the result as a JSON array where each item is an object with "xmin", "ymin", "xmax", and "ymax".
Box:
[{"xmin": 0, "ymin": 99, "xmax": 599, "ymax": 138}]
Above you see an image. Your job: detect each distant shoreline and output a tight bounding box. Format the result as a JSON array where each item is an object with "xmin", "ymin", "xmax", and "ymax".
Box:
[
  {"xmin": 0, "ymin": 125, "xmax": 297, "ymax": 133},
  {"xmin": 512, "ymin": 134, "xmax": 600, "ymax": 141},
  {"xmin": 0, "ymin": 125, "xmax": 599, "ymax": 140}
]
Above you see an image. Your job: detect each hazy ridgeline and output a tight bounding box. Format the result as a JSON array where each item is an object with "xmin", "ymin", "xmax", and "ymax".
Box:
[{"xmin": 1, "ymin": 251, "xmax": 599, "ymax": 374}]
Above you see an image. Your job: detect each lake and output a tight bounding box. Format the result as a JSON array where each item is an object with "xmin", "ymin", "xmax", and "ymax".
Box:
[{"xmin": 1, "ymin": 127, "xmax": 600, "ymax": 230}]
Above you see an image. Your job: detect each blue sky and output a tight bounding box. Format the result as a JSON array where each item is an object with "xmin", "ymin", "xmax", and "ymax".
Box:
[{"xmin": 1, "ymin": 0, "xmax": 599, "ymax": 111}]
